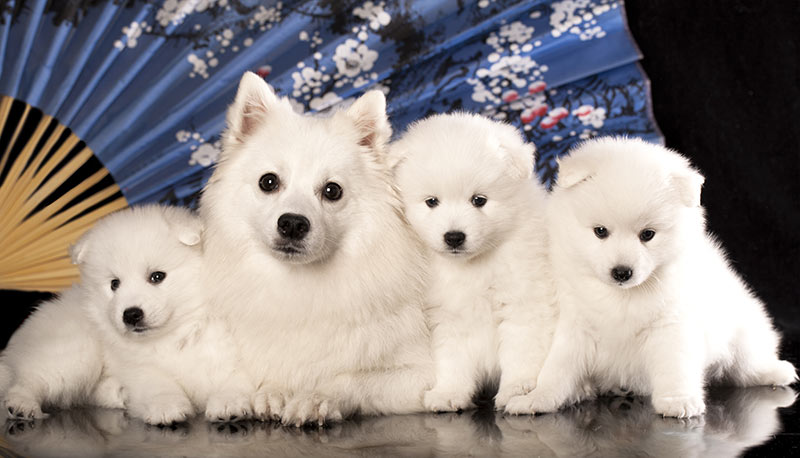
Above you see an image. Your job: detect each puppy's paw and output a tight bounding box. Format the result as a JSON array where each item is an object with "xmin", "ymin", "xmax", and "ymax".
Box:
[
  {"xmin": 134, "ymin": 393, "xmax": 194, "ymax": 425},
  {"xmin": 651, "ymin": 393, "xmax": 705, "ymax": 418},
  {"xmin": 206, "ymin": 391, "xmax": 253, "ymax": 423},
  {"xmin": 5, "ymin": 388, "xmax": 47, "ymax": 420},
  {"xmin": 92, "ymin": 377, "xmax": 127, "ymax": 409},
  {"xmin": 495, "ymin": 379, "xmax": 536, "ymax": 410},
  {"xmin": 423, "ymin": 389, "xmax": 474, "ymax": 413},
  {"xmin": 281, "ymin": 393, "xmax": 344, "ymax": 427},
  {"xmin": 253, "ymin": 390, "xmax": 285, "ymax": 422},
  {"xmin": 504, "ymin": 389, "xmax": 563, "ymax": 415},
  {"xmin": 757, "ymin": 360, "xmax": 798, "ymax": 387}
]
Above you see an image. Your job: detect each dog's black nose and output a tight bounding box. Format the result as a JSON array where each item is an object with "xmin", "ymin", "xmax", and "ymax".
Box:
[
  {"xmin": 122, "ymin": 307, "xmax": 144, "ymax": 326},
  {"xmin": 611, "ymin": 266, "xmax": 633, "ymax": 283},
  {"xmin": 277, "ymin": 213, "xmax": 311, "ymax": 240},
  {"xmin": 444, "ymin": 231, "xmax": 466, "ymax": 248}
]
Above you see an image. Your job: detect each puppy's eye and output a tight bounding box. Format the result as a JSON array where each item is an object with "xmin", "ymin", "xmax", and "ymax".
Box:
[
  {"xmin": 258, "ymin": 173, "xmax": 280, "ymax": 193},
  {"xmin": 425, "ymin": 197, "xmax": 439, "ymax": 208},
  {"xmin": 593, "ymin": 226, "xmax": 609, "ymax": 239},
  {"xmin": 639, "ymin": 229, "xmax": 656, "ymax": 242},
  {"xmin": 149, "ymin": 271, "xmax": 167, "ymax": 284},
  {"xmin": 322, "ymin": 182, "xmax": 343, "ymax": 201},
  {"xmin": 471, "ymin": 195, "xmax": 488, "ymax": 208},
  {"xmin": 110, "ymin": 279, "xmax": 120, "ymax": 291}
]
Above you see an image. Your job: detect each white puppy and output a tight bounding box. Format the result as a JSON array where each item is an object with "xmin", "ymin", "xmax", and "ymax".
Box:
[
  {"xmin": 390, "ymin": 113, "xmax": 558, "ymax": 412},
  {"xmin": 200, "ymin": 72, "xmax": 434, "ymax": 426},
  {"xmin": 1, "ymin": 205, "xmax": 254, "ymax": 424},
  {"xmin": 506, "ymin": 137, "xmax": 797, "ymax": 418},
  {"xmin": 1, "ymin": 285, "xmax": 120, "ymax": 420}
]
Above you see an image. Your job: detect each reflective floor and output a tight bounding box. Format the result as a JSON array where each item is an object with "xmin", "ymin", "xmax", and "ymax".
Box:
[{"xmin": 1, "ymin": 386, "xmax": 796, "ymax": 457}]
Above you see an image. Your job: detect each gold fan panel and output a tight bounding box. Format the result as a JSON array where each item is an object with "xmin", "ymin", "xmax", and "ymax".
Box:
[{"xmin": 0, "ymin": 95, "xmax": 128, "ymax": 292}]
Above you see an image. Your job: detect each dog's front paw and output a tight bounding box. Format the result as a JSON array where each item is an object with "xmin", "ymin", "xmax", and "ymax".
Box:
[
  {"xmin": 495, "ymin": 379, "xmax": 536, "ymax": 410},
  {"xmin": 5, "ymin": 388, "xmax": 47, "ymax": 420},
  {"xmin": 504, "ymin": 388, "xmax": 563, "ymax": 415},
  {"xmin": 757, "ymin": 360, "xmax": 798, "ymax": 387},
  {"xmin": 253, "ymin": 389, "xmax": 285, "ymax": 422},
  {"xmin": 92, "ymin": 377, "xmax": 127, "ymax": 409},
  {"xmin": 134, "ymin": 393, "xmax": 194, "ymax": 425},
  {"xmin": 423, "ymin": 389, "xmax": 474, "ymax": 413},
  {"xmin": 281, "ymin": 393, "xmax": 344, "ymax": 427},
  {"xmin": 206, "ymin": 391, "xmax": 253, "ymax": 423},
  {"xmin": 651, "ymin": 393, "xmax": 705, "ymax": 418}
]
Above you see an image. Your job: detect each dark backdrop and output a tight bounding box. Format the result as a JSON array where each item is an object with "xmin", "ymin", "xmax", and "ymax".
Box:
[
  {"xmin": 625, "ymin": 0, "xmax": 800, "ymax": 352},
  {"xmin": 1, "ymin": 0, "xmax": 798, "ymax": 351}
]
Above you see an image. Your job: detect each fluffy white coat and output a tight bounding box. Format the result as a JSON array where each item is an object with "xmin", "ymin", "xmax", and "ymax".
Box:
[
  {"xmin": 199, "ymin": 72, "xmax": 434, "ymax": 426},
  {"xmin": 390, "ymin": 113, "xmax": 558, "ymax": 411},
  {"xmin": 506, "ymin": 137, "xmax": 797, "ymax": 418}
]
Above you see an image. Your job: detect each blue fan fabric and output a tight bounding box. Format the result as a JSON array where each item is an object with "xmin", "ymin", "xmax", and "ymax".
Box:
[{"xmin": 0, "ymin": 0, "xmax": 662, "ymax": 205}]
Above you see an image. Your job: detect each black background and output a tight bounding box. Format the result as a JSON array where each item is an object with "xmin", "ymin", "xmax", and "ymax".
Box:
[
  {"xmin": 625, "ymin": 0, "xmax": 799, "ymax": 347},
  {"xmin": 0, "ymin": 0, "xmax": 797, "ymax": 454}
]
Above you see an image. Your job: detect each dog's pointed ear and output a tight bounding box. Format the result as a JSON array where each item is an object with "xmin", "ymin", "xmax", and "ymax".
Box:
[
  {"xmin": 69, "ymin": 231, "xmax": 91, "ymax": 265},
  {"xmin": 224, "ymin": 72, "xmax": 280, "ymax": 147},
  {"xmin": 169, "ymin": 214, "xmax": 204, "ymax": 247},
  {"xmin": 345, "ymin": 90, "xmax": 392, "ymax": 153},
  {"xmin": 496, "ymin": 127, "xmax": 535, "ymax": 180},
  {"xmin": 555, "ymin": 155, "xmax": 594, "ymax": 189},
  {"xmin": 670, "ymin": 168, "xmax": 705, "ymax": 208}
]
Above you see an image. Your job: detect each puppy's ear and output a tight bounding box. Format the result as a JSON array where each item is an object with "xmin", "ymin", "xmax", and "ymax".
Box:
[
  {"xmin": 224, "ymin": 72, "xmax": 281, "ymax": 147},
  {"xmin": 69, "ymin": 232, "xmax": 90, "ymax": 265},
  {"xmin": 670, "ymin": 168, "xmax": 705, "ymax": 208},
  {"xmin": 345, "ymin": 90, "xmax": 392, "ymax": 153},
  {"xmin": 555, "ymin": 155, "xmax": 594, "ymax": 189},
  {"xmin": 384, "ymin": 140, "xmax": 409, "ymax": 173},
  {"xmin": 169, "ymin": 216, "xmax": 204, "ymax": 247},
  {"xmin": 497, "ymin": 131, "xmax": 535, "ymax": 180}
]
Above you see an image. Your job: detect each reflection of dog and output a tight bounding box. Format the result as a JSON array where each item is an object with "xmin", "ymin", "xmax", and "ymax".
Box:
[
  {"xmin": 200, "ymin": 72, "xmax": 433, "ymax": 426},
  {"xmin": 1, "ymin": 206, "xmax": 253, "ymax": 425},
  {"xmin": 391, "ymin": 113, "xmax": 557, "ymax": 412},
  {"xmin": 3, "ymin": 388, "xmax": 793, "ymax": 456},
  {"xmin": 507, "ymin": 138, "xmax": 797, "ymax": 418}
]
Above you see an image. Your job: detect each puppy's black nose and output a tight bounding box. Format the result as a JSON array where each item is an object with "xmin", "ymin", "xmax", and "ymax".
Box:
[
  {"xmin": 122, "ymin": 307, "xmax": 144, "ymax": 326},
  {"xmin": 277, "ymin": 213, "xmax": 310, "ymax": 240},
  {"xmin": 611, "ymin": 266, "xmax": 633, "ymax": 283},
  {"xmin": 444, "ymin": 231, "xmax": 466, "ymax": 248}
]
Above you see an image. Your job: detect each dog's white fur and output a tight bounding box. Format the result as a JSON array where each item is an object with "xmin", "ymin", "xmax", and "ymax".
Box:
[
  {"xmin": 390, "ymin": 113, "xmax": 558, "ymax": 412},
  {"xmin": 199, "ymin": 72, "xmax": 433, "ymax": 426},
  {"xmin": 0, "ymin": 285, "xmax": 112, "ymax": 419},
  {"xmin": 506, "ymin": 137, "xmax": 797, "ymax": 418},
  {"xmin": 1, "ymin": 206, "xmax": 254, "ymax": 424}
]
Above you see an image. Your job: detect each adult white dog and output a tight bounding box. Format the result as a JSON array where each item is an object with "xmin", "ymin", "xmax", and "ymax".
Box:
[
  {"xmin": 506, "ymin": 137, "xmax": 797, "ymax": 418},
  {"xmin": 200, "ymin": 72, "xmax": 433, "ymax": 426},
  {"xmin": 390, "ymin": 113, "xmax": 557, "ymax": 412}
]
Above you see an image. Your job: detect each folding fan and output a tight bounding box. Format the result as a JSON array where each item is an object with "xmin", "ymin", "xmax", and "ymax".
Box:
[{"xmin": 0, "ymin": 0, "xmax": 661, "ymax": 292}]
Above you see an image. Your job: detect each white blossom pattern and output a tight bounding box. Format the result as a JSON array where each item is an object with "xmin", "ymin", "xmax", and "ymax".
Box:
[
  {"xmin": 333, "ymin": 39, "xmax": 379, "ymax": 78},
  {"xmin": 550, "ymin": 0, "xmax": 617, "ymax": 41},
  {"xmin": 353, "ymin": 2, "xmax": 391, "ymax": 31}
]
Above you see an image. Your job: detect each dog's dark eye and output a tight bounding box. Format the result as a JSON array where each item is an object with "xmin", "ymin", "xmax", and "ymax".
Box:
[
  {"xmin": 258, "ymin": 173, "xmax": 280, "ymax": 193},
  {"xmin": 639, "ymin": 229, "xmax": 656, "ymax": 242},
  {"xmin": 425, "ymin": 197, "xmax": 439, "ymax": 208},
  {"xmin": 471, "ymin": 195, "xmax": 488, "ymax": 208},
  {"xmin": 149, "ymin": 271, "xmax": 167, "ymax": 284},
  {"xmin": 593, "ymin": 226, "xmax": 609, "ymax": 239},
  {"xmin": 110, "ymin": 279, "xmax": 120, "ymax": 291},
  {"xmin": 322, "ymin": 182, "xmax": 343, "ymax": 201}
]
